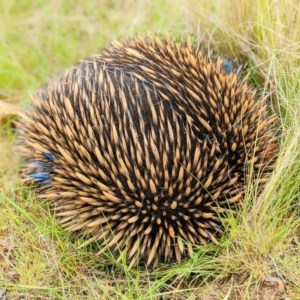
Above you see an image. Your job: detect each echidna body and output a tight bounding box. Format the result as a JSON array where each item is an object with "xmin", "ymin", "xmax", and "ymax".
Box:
[{"xmin": 18, "ymin": 36, "xmax": 278, "ymax": 268}]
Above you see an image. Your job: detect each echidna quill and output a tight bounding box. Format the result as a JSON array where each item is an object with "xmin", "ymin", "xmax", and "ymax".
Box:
[{"xmin": 17, "ymin": 36, "xmax": 279, "ymax": 268}]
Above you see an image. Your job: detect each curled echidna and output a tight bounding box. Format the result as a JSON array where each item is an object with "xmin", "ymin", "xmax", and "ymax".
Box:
[{"xmin": 18, "ymin": 36, "xmax": 278, "ymax": 268}]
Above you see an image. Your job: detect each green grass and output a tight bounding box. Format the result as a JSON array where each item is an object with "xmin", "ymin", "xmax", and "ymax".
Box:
[{"xmin": 1, "ymin": 0, "xmax": 300, "ymax": 299}]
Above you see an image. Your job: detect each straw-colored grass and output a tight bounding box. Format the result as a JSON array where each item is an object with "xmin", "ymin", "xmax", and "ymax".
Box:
[{"xmin": 1, "ymin": 0, "xmax": 300, "ymax": 299}]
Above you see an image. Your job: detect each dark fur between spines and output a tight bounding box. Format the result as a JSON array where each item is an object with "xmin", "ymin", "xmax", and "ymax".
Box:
[{"xmin": 17, "ymin": 36, "xmax": 279, "ymax": 268}]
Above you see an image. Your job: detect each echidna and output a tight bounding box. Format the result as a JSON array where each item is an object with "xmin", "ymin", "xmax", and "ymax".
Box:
[{"xmin": 17, "ymin": 36, "xmax": 278, "ymax": 268}]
